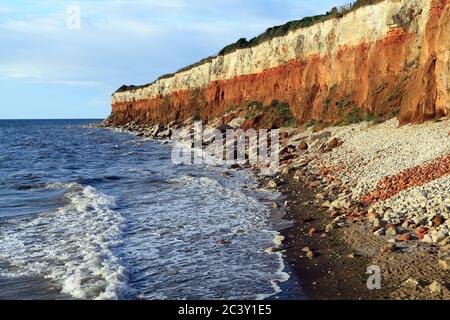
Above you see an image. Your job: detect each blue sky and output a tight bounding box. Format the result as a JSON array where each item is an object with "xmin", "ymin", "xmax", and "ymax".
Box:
[{"xmin": 0, "ymin": 0, "xmax": 351, "ymax": 119}]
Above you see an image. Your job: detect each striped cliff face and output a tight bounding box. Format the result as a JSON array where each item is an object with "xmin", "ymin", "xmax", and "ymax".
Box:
[{"xmin": 110, "ymin": 0, "xmax": 449, "ymax": 127}]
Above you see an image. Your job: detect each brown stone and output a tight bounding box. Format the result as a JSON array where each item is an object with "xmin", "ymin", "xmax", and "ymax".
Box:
[
  {"xmin": 381, "ymin": 244, "xmax": 397, "ymax": 254},
  {"xmin": 308, "ymin": 228, "xmax": 318, "ymax": 236},
  {"xmin": 432, "ymin": 215, "xmax": 443, "ymax": 227},
  {"xmin": 298, "ymin": 141, "xmax": 308, "ymax": 151},
  {"xmin": 328, "ymin": 138, "xmax": 340, "ymax": 149},
  {"xmin": 396, "ymin": 234, "xmax": 412, "ymax": 242},
  {"xmin": 416, "ymin": 227, "xmax": 428, "ymax": 240}
]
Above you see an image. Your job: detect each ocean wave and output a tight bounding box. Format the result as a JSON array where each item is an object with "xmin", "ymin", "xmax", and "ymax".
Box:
[
  {"xmin": 156, "ymin": 174, "xmax": 290, "ymax": 299},
  {"xmin": 0, "ymin": 182, "xmax": 127, "ymax": 300}
]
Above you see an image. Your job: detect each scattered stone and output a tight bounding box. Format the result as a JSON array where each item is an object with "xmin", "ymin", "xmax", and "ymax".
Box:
[
  {"xmin": 381, "ymin": 244, "xmax": 397, "ymax": 254},
  {"xmin": 373, "ymin": 218, "xmax": 384, "ymax": 229},
  {"xmin": 403, "ymin": 278, "xmax": 419, "ymax": 288},
  {"xmin": 328, "ymin": 138, "xmax": 340, "ymax": 149},
  {"xmin": 306, "ymin": 251, "xmax": 316, "ymax": 259},
  {"xmin": 308, "ymin": 228, "xmax": 318, "ymax": 237},
  {"xmin": 415, "ymin": 227, "xmax": 428, "ymax": 240},
  {"xmin": 423, "ymin": 234, "xmax": 434, "ymax": 244},
  {"xmin": 385, "ymin": 226, "xmax": 397, "ymax": 237},
  {"xmin": 428, "ymin": 281, "xmax": 444, "ymax": 294},
  {"xmin": 401, "ymin": 221, "xmax": 410, "ymax": 229},
  {"xmin": 315, "ymin": 193, "xmax": 326, "ymax": 200},
  {"xmin": 438, "ymin": 259, "xmax": 449, "ymax": 271},
  {"xmin": 216, "ymin": 123, "xmax": 234, "ymax": 133},
  {"xmin": 431, "ymin": 231, "xmax": 446, "ymax": 243},
  {"xmin": 265, "ymin": 247, "xmax": 274, "ymax": 254},
  {"xmin": 267, "ymin": 180, "xmax": 278, "ymax": 189},
  {"xmin": 432, "ymin": 215, "xmax": 443, "ymax": 227},
  {"xmin": 301, "ymin": 247, "xmax": 312, "ymax": 252},
  {"xmin": 396, "ymin": 234, "xmax": 411, "ymax": 242},
  {"xmin": 298, "ymin": 141, "xmax": 309, "ymax": 151},
  {"xmin": 368, "ymin": 209, "xmax": 378, "ymax": 221}
]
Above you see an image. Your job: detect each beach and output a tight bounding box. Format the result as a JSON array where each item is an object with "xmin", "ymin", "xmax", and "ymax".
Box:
[{"xmin": 96, "ymin": 115, "xmax": 450, "ymax": 300}]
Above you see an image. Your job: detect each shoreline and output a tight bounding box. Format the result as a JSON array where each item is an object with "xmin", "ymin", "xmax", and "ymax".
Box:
[{"xmin": 89, "ymin": 118, "xmax": 450, "ymax": 300}]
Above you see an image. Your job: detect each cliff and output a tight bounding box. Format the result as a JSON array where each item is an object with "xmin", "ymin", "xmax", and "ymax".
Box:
[{"xmin": 109, "ymin": 0, "xmax": 449, "ymax": 127}]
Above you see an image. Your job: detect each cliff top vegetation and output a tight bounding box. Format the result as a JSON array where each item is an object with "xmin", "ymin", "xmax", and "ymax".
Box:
[{"xmin": 115, "ymin": 0, "xmax": 385, "ymax": 93}]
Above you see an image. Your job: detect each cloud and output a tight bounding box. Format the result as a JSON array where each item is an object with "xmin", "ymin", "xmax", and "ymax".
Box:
[{"xmin": 0, "ymin": 0, "xmax": 350, "ymax": 88}]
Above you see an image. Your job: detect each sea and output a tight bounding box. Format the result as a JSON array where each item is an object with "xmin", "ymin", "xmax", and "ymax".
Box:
[{"xmin": 0, "ymin": 119, "xmax": 291, "ymax": 300}]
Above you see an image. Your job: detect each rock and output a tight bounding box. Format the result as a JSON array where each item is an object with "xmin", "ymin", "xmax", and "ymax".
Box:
[
  {"xmin": 373, "ymin": 218, "xmax": 384, "ymax": 229},
  {"xmin": 428, "ymin": 281, "xmax": 444, "ymax": 294},
  {"xmin": 328, "ymin": 138, "xmax": 340, "ymax": 149},
  {"xmin": 228, "ymin": 117, "xmax": 245, "ymax": 128},
  {"xmin": 431, "ymin": 231, "xmax": 446, "ymax": 243},
  {"xmin": 267, "ymin": 180, "xmax": 278, "ymax": 189},
  {"xmin": 396, "ymin": 234, "xmax": 411, "ymax": 242},
  {"xmin": 216, "ymin": 239, "xmax": 228, "ymax": 245},
  {"xmin": 315, "ymin": 193, "xmax": 326, "ymax": 200},
  {"xmin": 148, "ymin": 124, "xmax": 164, "ymax": 136},
  {"xmin": 415, "ymin": 227, "xmax": 428, "ymax": 240},
  {"xmin": 301, "ymin": 247, "xmax": 312, "ymax": 252},
  {"xmin": 306, "ymin": 251, "xmax": 316, "ymax": 259},
  {"xmin": 401, "ymin": 221, "xmax": 410, "ymax": 229},
  {"xmin": 222, "ymin": 171, "xmax": 231, "ymax": 177},
  {"xmin": 272, "ymin": 202, "xmax": 280, "ymax": 209},
  {"xmin": 308, "ymin": 228, "xmax": 318, "ymax": 237},
  {"xmin": 385, "ymin": 226, "xmax": 397, "ymax": 237},
  {"xmin": 438, "ymin": 259, "xmax": 449, "ymax": 271},
  {"xmin": 298, "ymin": 141, "xmax": 308, "ymax": 151},
  {"xmin": 423, "ymin": 234, "xmax": 434, "ymax": 244},
  {"xmin": 403, "ymin": 278, "xmax": 419, "ymax": 288},
  {"xmin": 216, "ymin": 124, "xmax": 234, "ymax": 134},
  {"xmin": 432, "ymin": 215, "xmax": 443, "ymax": 227},
  {"xmin": 348, "ymin": 253, "xmax": 361, "ymax": 259},
  {"xmin": 157, "ymin": 128, "xmax": 173, "ymax": 139},
  {"xmin": 381, "ymin": 244, "xmax": 397, "ymax": 254},
  {"xmin": 265, "ymin": 247, "xmax": 274, "ymax": 254},
  {"xmin": 368, "ymin": 208, "xmax": 378, "ymax": 221}
]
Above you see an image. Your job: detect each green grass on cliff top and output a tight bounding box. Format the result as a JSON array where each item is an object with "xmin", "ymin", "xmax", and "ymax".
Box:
[{"xmin": 115, "ymin": 0, "xmax": 384, "ymax": 93}]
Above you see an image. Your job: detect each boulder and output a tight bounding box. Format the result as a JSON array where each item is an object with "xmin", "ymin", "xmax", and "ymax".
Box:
[
  {"xmin": 216, "ymin": 124, "xmax": 234, "ymax": 134},
  {"xmin": 267, "ymin": 180, "xmax": 278, "ymax": 189},
  {"xmin": 298, "ymin": 141, "xmax": 309, "ymax": 151},
  {"xmin": 328, "ymin": 138, "xmax": 340, "ymax": 149}
]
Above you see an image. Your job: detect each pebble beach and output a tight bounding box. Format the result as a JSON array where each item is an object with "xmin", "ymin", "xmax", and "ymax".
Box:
[{"xmin": 94, "ymin": 115, "xmax": 450, "ymax": 299}]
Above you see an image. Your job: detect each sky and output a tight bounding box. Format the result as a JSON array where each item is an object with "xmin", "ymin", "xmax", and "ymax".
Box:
[{"xmin": 0, "ymin": 0, "xmax": 352, "ymax": 119}]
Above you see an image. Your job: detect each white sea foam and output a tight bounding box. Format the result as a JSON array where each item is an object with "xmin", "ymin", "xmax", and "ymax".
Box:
[
  {"xmin": 0, "ymin": 182, "xmax": 127, "ymax": 300},
  {"xmin": 154, "ymin": 174, "xmax": 291, "ymax": 299}
]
